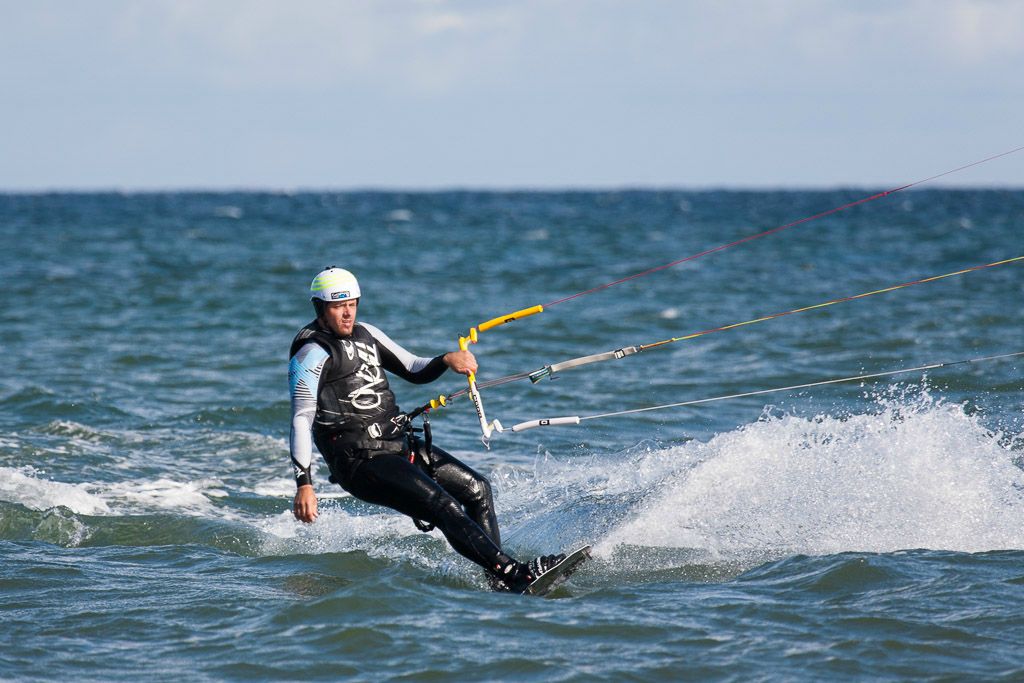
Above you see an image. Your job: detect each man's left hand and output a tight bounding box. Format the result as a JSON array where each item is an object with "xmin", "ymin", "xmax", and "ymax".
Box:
[{"xmin": 293, "ymin": 485, "xmax": 318, "ymax": 523}]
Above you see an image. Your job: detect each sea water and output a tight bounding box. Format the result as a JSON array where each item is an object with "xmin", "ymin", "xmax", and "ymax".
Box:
[{"xmin": 2, "ymin": 189, "xmax": 1023, "ymax": 680}]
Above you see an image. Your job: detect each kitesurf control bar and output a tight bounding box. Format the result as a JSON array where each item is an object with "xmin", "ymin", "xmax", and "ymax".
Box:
[
  {"xmin": 436, "ymin": 305, "xmax": 544, "ymax": 446},
  {"xmin": 496, "ymin": 350, "xmax": 1024, "ymax": 432}
]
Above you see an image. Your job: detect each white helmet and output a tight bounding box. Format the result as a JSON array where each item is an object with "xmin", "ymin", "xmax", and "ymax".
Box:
[{"xmin": 310, "ymin": 267, "xmax": 361, "ymax": 302}]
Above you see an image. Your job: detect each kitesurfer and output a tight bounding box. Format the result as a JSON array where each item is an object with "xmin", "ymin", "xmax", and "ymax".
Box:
[{"xmin": 288, "ymin": 266, "xmax": 562, "ymax": 592}]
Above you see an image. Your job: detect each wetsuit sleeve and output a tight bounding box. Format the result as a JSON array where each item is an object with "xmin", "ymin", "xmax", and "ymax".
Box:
[
  {"xmin": 360, "ymin": 322, "xmax": 449, "ymax": 384},
  {"xmin": 289, "ymin": 342, "xmax": 329, "ymax": 488}
]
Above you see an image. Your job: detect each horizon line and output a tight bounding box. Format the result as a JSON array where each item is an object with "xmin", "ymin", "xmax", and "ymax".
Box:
[{"xmin": 3, "ymin": 181, "xmax": 1023, "ymax": 196}]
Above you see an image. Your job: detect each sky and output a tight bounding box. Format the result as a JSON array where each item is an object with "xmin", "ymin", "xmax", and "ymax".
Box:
[{"xmin": 1, "ymin": 0, "xmax": 1022, "ymax": 190}]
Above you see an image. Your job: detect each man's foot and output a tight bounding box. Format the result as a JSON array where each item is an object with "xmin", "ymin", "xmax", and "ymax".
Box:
[
  {"xmin": 527, "ymin": 554, "xmax": 566, "ymax": 579},
  {"xmin": 489, "ymin": 554, "xmax": 567, "ymax": 593}
]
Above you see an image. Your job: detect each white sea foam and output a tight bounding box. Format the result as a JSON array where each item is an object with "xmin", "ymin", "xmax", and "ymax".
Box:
[
  {"xmin": 213, "ymin": 205, "xmax": 243, "ymax": 219},
  {"xmin": 247, "ymin": 477, "xmax": 350, "ymax": 499},
  {"xmin": 101, "ymin": 477, "xmax": 229, "ymax": 516},
  {"xmin": 257, "ymin": 504, "xmax": 448, "ymax": 571},
  {"xmin": 596, "ymin": 391, "xmax": 1024, "ymax": 559},
  {"xmin": 261, "ymin": 505, "xmax": 407, "ymax": 546},
  {"xmin": 385, "ymin": 208, "xmax": 413, "ymax": 222},
  {"xmin": 0, "ymin": 467, "xmax": 234, "ymax": 518},
  {"xmin": 0, "ymin": 466, "xmax": 112, "ymax": 515},
  {"xmin": 248, "ymin": 479, "xmax": 300, "ymax": 498}
]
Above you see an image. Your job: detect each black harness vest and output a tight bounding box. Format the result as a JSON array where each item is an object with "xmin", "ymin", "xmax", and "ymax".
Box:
[{"xmin": 290, "ymin": 320, "xmax": 406, "ymax": 453}]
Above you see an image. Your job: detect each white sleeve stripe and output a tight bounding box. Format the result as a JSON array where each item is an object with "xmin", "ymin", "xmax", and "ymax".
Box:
[
  {"xmin": 359, "ymin": 322, "xmax": 433, "ymax": 374},
  {"xmin": 289, "ymin": 343, "xmax": 329, "ymax": 471}
]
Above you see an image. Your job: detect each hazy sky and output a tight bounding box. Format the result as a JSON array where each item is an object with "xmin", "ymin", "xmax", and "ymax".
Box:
[{"xmin": 2, "ymin": 1, "xmax": 1022, "ymax": 190}]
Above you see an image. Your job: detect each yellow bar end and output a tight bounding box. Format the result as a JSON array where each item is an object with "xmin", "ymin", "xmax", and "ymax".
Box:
[{"xmin": 478, "ymin": 305, "xmax": 544, "ymax": 332}]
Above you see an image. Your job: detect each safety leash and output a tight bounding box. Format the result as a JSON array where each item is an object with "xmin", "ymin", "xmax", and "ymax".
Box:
[{"xmin": 410, "ymin": 412, "xmax": 437, "ymax": 533}]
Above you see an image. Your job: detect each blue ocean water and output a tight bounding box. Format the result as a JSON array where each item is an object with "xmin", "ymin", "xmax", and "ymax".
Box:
[{"xmin": 2, "ymin": 189, "xmax": 1023, "ymax": 680}]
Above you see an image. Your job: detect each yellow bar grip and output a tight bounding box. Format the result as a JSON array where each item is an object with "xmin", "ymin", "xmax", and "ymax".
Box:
[{"xmin": 478, "ymin": 305, "xmax": 544, "ymax": 332}]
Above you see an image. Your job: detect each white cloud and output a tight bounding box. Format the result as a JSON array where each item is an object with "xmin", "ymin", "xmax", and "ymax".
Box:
[
  {"xmin": 945, "ymin": 0, "xmax": 1024, "ymax": 62},
  {"xmin": 416, "ymin": 10, "xmax": 471, "ymax": 36}
]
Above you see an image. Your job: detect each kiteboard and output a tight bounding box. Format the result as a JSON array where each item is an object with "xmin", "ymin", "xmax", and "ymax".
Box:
[{"xmin": 524, "ymin": 545, "xmax": 591, "ymax": 596}]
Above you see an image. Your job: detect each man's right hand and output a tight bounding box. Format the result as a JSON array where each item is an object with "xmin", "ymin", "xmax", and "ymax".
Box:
[
  {"xmin": 293, "ymin": 484, "xmax": 318, "ymax": 523},
  {"xmin": 443, "ymin": 349, "xmax": 478, "ymax": 376}
]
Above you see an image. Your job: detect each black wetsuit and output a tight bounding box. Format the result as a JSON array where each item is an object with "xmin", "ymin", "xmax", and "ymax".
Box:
[{"xmin": 288, "ymin": 320, "xmax": 514, "ymax": 573}]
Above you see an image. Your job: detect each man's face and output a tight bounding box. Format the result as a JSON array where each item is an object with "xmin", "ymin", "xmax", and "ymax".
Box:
[{"xmin": 321, "ymin": 299, "xmax": 358, "ymax": 336}]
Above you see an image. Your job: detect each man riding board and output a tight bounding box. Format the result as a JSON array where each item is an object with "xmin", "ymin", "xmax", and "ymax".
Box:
[{"xmin": 288, "ymin": 267, "xmax": 562, "ymax": 592}]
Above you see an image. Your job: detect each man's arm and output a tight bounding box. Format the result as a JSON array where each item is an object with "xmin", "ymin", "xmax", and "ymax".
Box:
[
  {"xmin": 361, "ymin": 322, "xmax": 474, "ymax": 383},
  {"xmin": 288, "ymin": 342, "xmax": 328, "ymax": 522}
]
